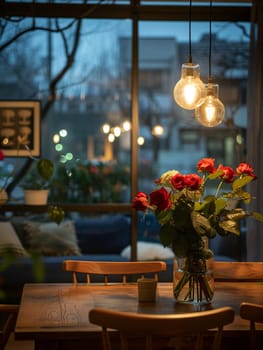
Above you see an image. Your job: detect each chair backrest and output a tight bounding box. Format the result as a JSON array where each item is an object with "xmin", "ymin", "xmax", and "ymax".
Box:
[
  {"xmin": 0, "ymin": 304, "xmax": 19, "ymax": 350},
  {"xmin": 240, "ymin": 302, "xmax": 263, "ymax": 350},
  {"xmin": 62, "ymin": 260, "xmax": 167, "ymax": 284},
  {"xmin": 214, "ymin": 262, "xmax": 263, "ymax": 281},
  {"xmin": 89, "ymin": 306, "xmax": 235, "ymax": 350}
]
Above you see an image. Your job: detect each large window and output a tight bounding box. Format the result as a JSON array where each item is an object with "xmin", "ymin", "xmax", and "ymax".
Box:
[
  {"xmin": 0, "ymin": 18, "xmax": 132, "ymax": 203},
  {"xmin": 0, "ymin": 1, "xmax": 252, "ymax": 260},
  {"xmin": 136, "ymin": 20, "xmax": 249, "ymax": 193}
]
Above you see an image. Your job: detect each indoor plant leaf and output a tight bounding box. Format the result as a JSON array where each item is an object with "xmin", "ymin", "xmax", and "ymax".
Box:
[
  {"xmin": 37, "ymin": 159, "xmax": 54, "ymax": 181},
  {"xmin": 48, "ymin": 205, "xmax": 65, "ymax": 225}
]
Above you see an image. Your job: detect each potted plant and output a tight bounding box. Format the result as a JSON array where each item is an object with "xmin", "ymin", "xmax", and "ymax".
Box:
[
  {"xmin": 21, "ymin": 158, "xmax": 54, "ymax": 205},
  {"xmin": 1, "ymin": 146, "xmax": 64, "ymax": 224}
]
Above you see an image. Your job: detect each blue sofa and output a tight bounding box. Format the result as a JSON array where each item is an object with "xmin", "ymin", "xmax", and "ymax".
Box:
[{"xmin": 0, "ymin": 213, "xmax": 240, "ymax": 304}]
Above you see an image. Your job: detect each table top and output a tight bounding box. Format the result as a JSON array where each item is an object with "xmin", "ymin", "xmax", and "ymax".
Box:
[{"xmin": 15, "ymin": 281, "xmax": 263, "ymax": 340}]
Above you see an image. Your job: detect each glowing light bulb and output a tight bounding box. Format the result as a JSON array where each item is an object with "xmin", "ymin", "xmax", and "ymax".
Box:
[
  {"xmin": 173, "ymin": 63, "xmax": 206, "ymax": 110},
  {"xmin": 152, "ymin": 125, "xmax": 164, "ymax": 137},
  {"xmin": 122, "ymin": 120, "xmax": 131, "ymax": 131},
  {"xmin": 137, "ymin": 136, "xmax": 144, "ymax": 146},
  {"xmin": 113, "ymin": 126, "xmax": 121, "ymax": 137},
  {"xmin": 102, "ymin": 123, "xmax": 110, "ymax": 134},
  {"xmin": 195, "ymin": 83, "xmax": 225, "ymax": 127}
]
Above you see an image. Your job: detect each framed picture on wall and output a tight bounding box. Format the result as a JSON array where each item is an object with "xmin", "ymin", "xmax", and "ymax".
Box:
[{"xmin": 0, "ymin": 100, "xmax": 41, "ymax": 157}]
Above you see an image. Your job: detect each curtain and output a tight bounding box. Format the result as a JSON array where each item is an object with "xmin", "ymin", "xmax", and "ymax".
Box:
[{"xmin": 246, "ymin": 0, "xmax": 263, "ymax": 261}]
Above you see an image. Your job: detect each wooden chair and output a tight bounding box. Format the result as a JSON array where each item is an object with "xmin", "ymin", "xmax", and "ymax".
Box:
[
  {"xmin": 240, "ymin": 302, "xmax": 263, "ymax": 350},
  {"xmin": 0, "ymin": 304, "xmax": 19, "ymax": 350},
  {"xmin": 89, "ymin": 306, "xmax": 235, "ymax": 350},
  {"xmin": 214, "ymin": 262, "xmax": 263, "ymax": 281},
  {"xmin": 62, "ymin": 260, "xmax": 167, "ymax": 285}
]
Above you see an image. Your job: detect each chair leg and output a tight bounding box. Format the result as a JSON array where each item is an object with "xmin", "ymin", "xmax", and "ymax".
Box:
[
  {"xmin": 250, "ymin": 321, "xmax": 256, "ymax": 350},
  {"xmin": 0, "ymin": 313, "xmax": 17, "ymax": 350},
  {"xmin": 102, "ymin": 328, "xmax": 111, "ymax": 350}
]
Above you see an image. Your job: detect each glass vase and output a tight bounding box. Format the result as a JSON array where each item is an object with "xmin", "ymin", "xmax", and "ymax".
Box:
[{"xmin": 173, "ymin": 238, "xmax": 214, "ymax": 304}]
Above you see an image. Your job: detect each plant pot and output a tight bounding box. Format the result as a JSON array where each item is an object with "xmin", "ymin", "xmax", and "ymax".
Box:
[{"xmin": 24, "ymin": 189, "xmax": 49, "ymax": 205}]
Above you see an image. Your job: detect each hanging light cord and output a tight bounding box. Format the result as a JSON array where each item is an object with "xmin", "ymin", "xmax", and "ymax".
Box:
[
  {"xmin": 208, "ymin": 0, "xmax": 212, "ymax": 81},
  {"xmin": 188, "ymin": 0, "xmax": 192, "ymax": 63}
]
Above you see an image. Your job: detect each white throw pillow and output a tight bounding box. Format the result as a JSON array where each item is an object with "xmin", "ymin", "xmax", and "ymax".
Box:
[
  {"xmin": 121, "ymin": 241, "xmax": 174, "ymax": 260},
  {"xmin": 0, "ymin": 221, "xmax": 28, "ymax": 257}
]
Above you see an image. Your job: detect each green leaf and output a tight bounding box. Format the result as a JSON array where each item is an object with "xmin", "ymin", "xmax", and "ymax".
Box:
[
  {"xmin": 218, "ymin": 220, "xmax": 240, "ymax": 236},
  {"xmin": 225, "ymin": 208, "xmax": 248, "ymax": 221},
  {"xmin": 156, "ymin": 209, "xmax": 173, "ymax": 225},
  {"xmin": 208, "ymin": 169, "xmax": 223, "ymax": 180},
  {"xmin": 215, "ymin": 198, "xmax": 226, "ymax": 215},
  {"xmin": 194, "ymin": 196, "xmax": 216, "ymax": 218},
  {"xmin": 48, "ymin": 205, "xmax": 65, "ymax": 224},
  {"xmin": 194, "ymin": 196, "xmax": 213, "ymax": 211},
  {"xmin": 191, "ymin": 211, "xmax": 214, "ymax": 237},
  {"xmin": 241, "ymin": 191, "xmax": 251, "ymax": 204},
  {"xmin": 37, "ymin": 159, "xmax": 54, "ymax": 181},
  {"xmin": 232, "ymin": 175, "xmax": 254, "ymax": 191},
  {"xmin": 231, "ymin": 190, "xmax": 251, "ymax": 204},
  {"xmin": 204, "ymin": 195, "xmax": 216, "ymax": 202},
  {"xmin": 159, "ymin": 224, "xmax": 175, "ymax": 247},
  {"xmin": 252, "ymin": 212, "xmax": 263, "ymax": 222},
  {"xmin": 194, "ymin": 202, "xmax": 203, "ymax": 211}
]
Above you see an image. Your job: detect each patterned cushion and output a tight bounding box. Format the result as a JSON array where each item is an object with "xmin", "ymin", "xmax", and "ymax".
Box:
[
  {"xmin": 0, "ymin": 221, "xmax": 28, "ymax": 257},
  {"xmin": 24, "ymin": 221, "xmax": 81, "ymax": 256}
]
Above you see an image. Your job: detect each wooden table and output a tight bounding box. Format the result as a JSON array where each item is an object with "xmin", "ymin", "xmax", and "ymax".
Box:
[{"xmin": 15, "ymin": 282, "xmax": 263, "ymax": 350}]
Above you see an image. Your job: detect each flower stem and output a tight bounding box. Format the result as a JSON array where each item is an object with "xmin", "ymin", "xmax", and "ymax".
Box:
[{"xmin": 215, "ymin": 179, "xmax": 224, "ymax": 198}]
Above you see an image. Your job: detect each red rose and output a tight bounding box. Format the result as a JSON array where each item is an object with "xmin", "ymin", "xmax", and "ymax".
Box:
[
  {"xmin": 90, "ymin": 165, "xmax": 99, "ymax": 174},
  {"xmin": 218, "ymin": 164, "xmax": 236, "ymax": 183},
  {"xmin": 236, "ymin": 162, "xmax": 257, "ymax": 179},
  {"xmin": 184, "ymin": 174, "xmax": 202, "ymax": 190},
  {"xmin": 170, "ymin": 174, "xmax": 185, "ymax": 190},
  {"xmin": 149, "ymin": 187, "xmax": 171, "ymax": 211},
  {"xmin": 197, "ymin": 158, "xmax": 216, "ymax": 174},
  {"xmin": 0, "ymin": 150, "xmax": 4, "ymax": 161},
  {"xmin": 132, "ymin": 192, "xmax": 149, "ymax": 211}
]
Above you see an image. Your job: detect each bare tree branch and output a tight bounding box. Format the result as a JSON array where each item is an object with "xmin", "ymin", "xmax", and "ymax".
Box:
[
  {"xmin": 6, "ymin": 19, "xmax": 83, "ymax": 195},
  {"xmin": 0, "ymin": 18, "xmax": 77, "ymax": 51}
]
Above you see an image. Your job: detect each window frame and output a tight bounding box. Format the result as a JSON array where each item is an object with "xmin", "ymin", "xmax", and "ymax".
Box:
[{"xmin": 0, "ymin": 0, "xmax": 251, "ymax": 260}]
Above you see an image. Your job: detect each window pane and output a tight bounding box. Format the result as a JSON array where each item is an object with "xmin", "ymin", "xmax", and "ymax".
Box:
[
  {"xmin": 0, "ymin": 18, "xmax": 132, "ymax": 203},
  {"xmin": 137, "ymin": 20, "xmax": 249, "ymax": 191}
]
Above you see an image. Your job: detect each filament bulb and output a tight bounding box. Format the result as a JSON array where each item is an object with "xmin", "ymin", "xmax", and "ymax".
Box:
[
  {"xmin": 195, "ymin": 83, "xmax": 225, "ymax": 127},
  {"xmin": 173, "ymin": 63, "xmax": 206, "ymax": 110}
]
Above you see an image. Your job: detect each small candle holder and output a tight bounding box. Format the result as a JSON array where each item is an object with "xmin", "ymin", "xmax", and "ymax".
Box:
[{"xmin": 137, "ymin": 277, "xmax": 157, "ymax": 302}]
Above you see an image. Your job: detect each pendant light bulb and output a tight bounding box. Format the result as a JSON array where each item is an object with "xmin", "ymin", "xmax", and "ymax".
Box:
[
  {"xmin": 173, "ymin": 63, "xmax": 206, "ymax": 110},
  {"xmin": 195, "ymin": 83, "xmax": 225, "ymax": 127}
]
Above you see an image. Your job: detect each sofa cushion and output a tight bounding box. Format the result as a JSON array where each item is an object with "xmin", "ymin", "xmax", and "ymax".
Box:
[
  {"xmin": 24, "ymin": 220, "xmax": 81, "ymax": 256},
  {"xmin": 0, "ymin": 221, "xmax": 28, "ymax": 257},
  {"xmin": 10, "ymin": 214, "xmax": 53, "ymax": 249},
  {"xmin": 121, "ymin": 241, "xmax": 174, "ymax": 260},
  {"xmin": 74, "ymin": 215, "xmax": 130, "ymax": 254}
]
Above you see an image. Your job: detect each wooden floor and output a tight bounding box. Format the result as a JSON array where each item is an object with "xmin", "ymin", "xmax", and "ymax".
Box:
[{"xmin": 5, "ymin": 333, "xmax": 34, "ymax": 350}]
